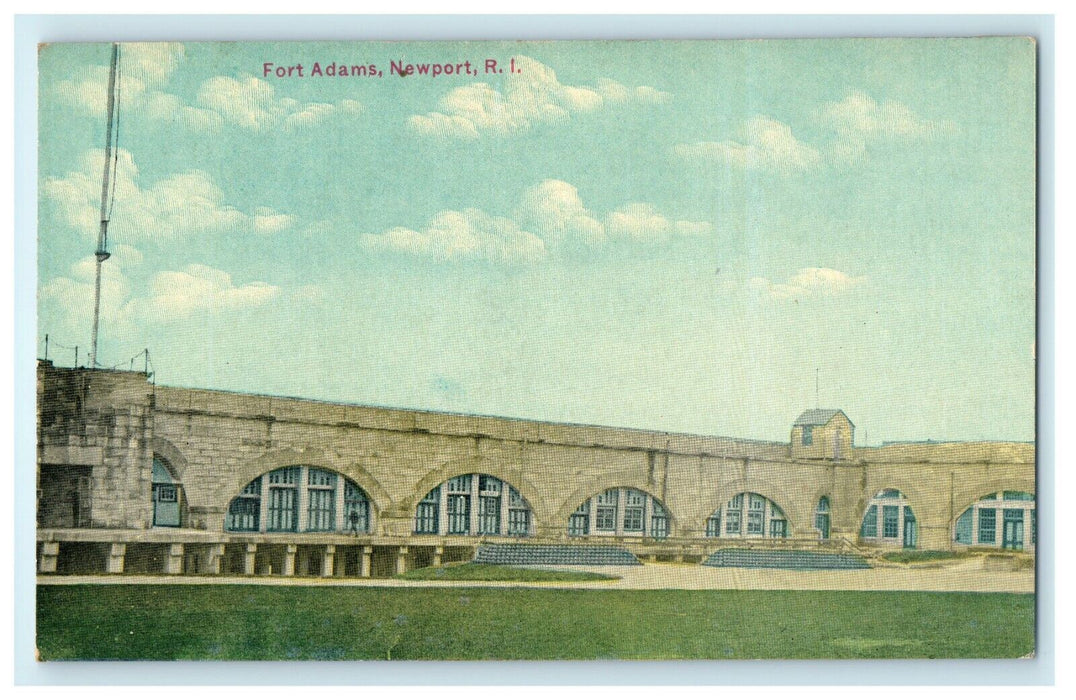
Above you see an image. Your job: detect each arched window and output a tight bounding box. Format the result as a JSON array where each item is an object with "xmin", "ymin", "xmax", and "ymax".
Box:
[
  {"xmin": 705, "ymin": 492, "xmax": 788, "ymax": 539},
  {"xmin": 815, "ymin": 496, "xmax": 831, "ymax": 539},
  {"xmin": 152, "ymin": 456, "xmax": 182, "ymax": 527},
  {"xmin": 566, "ymin": 487, "xmax": 670, "ymax": 539},
  {"xmin": 413, "ymin": 473, "xmax": 533, "ymax": 537},
  {"xmin": 954, "ymin": 491, "xmax": 1035, "ymax": 551},
  {"xmin": 225, "ymin": 466, "xmax": 373, "ymax": 534},
  {"xmin": 860, "ymin": 489, "xmax": 917, "ymax": 548}
]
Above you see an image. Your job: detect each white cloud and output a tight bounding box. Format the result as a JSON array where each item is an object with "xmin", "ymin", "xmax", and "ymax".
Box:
[
  {"xmin": 42, "ymin": 149, "xmax": 293, "ymax": 241},
  {"xmin": 408, "ymin": 56, "xmax": 671, "ymax": 139},
  {"xmin": 53, "ymin": 43, "xmax": 223, "ymax": 129},
  {"xmin": 42, "ymin": 253, "xmax": 281, "ymax": 331},
  {"xmin": 603, "ymin": 203, "xmax": 713, "ymax": 242},
  {"xmin": 122, "ymin": 42, "xmax": 186, "ymax": 87},
  {"xmin": 361, "ymin": 209, "xmax": 548, "ymax": 264},
  {"xmin": 53, "ymin": 44, "xmax": 363, "ymax": 133},
  {"xmin": 822, "ymin": 91, "xmax": 955, "ymax": 140},
  {"xmin": 674, "ymin": 92, "xmax": 956, "ymax": 172},
  {"xmin": 136, "ymin": 265, "xmax": 280, "ymax": 320},
  {"xmin": 749, "ymin": 268, "xmax": 866, "ymax": 300},
  {"xmin": 54, "ymin": 43, "xmax": 183, "ymax": 108},
  {"xmin": 516, "ymin": 180, "xmax": 605, "ymax": 246},
  {"xmin": 139, "ymin": 90, "xmax": 223, "ymax": 131},
  {"xmin": 195, "ymin": 77, "xmax": 365, "ymax": 132},
  {"xmin": 361, "ymin": 179, "xmax": 712, "ymax": 264},
  {"xmin": 674, "ymin": 116, "xmax": 822, "ymax": 174},
  {"xmin": 40, "ymin": 245, "xmax": 143, "ymax": 330},
  {"xmin": 252, "ymin": 207, "xmax": 296, "ymax": 234},
  {"xmin": 820, "ymin": 91, "xmax": 957, "ymax": 163}
]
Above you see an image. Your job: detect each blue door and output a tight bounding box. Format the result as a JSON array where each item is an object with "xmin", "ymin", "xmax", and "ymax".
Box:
[
  {"xmin": 1003, "ymin": 509, "xmax": 1024, "ymax": 550},
  {"xmin": 152, "ymin": 458, "xmax": 181, "ymax": 527},
  {"xmin": 902, "ymin": 506, "xmax": 918, "ymax": 549}
]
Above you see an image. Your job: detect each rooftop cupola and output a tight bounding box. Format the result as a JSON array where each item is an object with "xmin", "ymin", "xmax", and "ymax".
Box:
[{"xmin": 791, "ymin": 409, "xmax": 854, "ymax": 460}]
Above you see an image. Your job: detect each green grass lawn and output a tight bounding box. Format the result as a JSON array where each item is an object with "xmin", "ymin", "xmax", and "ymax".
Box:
[
  {"xmin": 36, "ymin": 585, "xmax": 1034, "ymax": 660},
  {"xmin": 879, "ymin": 550, "xmax": 968, "ymax": 564},
  {"xmin": 395, "ymin": 563, "xmax": 617, "ymax": 582}
]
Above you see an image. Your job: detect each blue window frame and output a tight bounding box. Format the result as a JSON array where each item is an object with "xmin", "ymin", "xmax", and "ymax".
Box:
[
  {"xmin": 267, "ymin": 486, "xmax": 298, "ymax": 532},
  {"xmin": 415, "ymin": 488, "xmax": 440, "ymax": 534},
  {"xmin": 955, "ymin": 509, "xmax": 973, "ymax": 544},
  {"xmin": 447, "ymin": 494, "xmax": 470, "ymax": 534},
  {"xmin": 568, "ymin": 501, "xmax": 590, "ymax": 536},
  {"xmin": 882, "ymin": 505, "xmax": 900, "ymax": 538},
  {"xmin": 978, "ymin": 508, "xmax": 997, "ymax": 544},
  {"xmin": 508, "ymin": 508, "xmax": 530, "ymax": 536},
  {"xmin": 861, "ymin": 505, "xmax": 878, "ymax": 538},
  {"xmin": 706, "ymin": 513, "xmax": 721, "ymax": 537},
  {"xmin": 478, "ymin": 495, "xmax": 500, "ymax": 534}
]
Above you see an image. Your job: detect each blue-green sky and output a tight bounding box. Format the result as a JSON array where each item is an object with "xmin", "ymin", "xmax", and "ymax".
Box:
[{"xmin": 37, "ymin": 39, "xmax": 1036, "ymax": 443}]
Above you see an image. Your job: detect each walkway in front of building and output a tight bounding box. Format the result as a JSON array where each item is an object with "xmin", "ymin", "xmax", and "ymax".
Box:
[{"xmin": 37, "ymin": 558, "xmax": 1034, "ymax": 593}]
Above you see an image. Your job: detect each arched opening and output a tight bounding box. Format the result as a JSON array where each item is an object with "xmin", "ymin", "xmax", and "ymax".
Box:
[
  {"xmin": 705, "ymin": 492, "xmax": 788, "ymax": 539},
  {"xmin": 954, "ymin": 491, "xmax": 1035, "ymax": 551},
  {"xmin": 152, "ymin": 456, "xmax": 183, "ymax": 527},
  {"xmin": 860, "ymin": 489, "xmax": 917, "ymax": 549},
  {"xmin": 413, "ymin": 473, "xmax": 533, "ymax": 537},
  {"xmin": 225, "ymin": 466, "xmax": 373, "ymax": 534},
  {"xmin": 567, "ymin": 487, "xmax": 670, "ymax": 539},
  {"xmin": 815, "ymin": 496, "xmax": 831, "ymax": 539}
]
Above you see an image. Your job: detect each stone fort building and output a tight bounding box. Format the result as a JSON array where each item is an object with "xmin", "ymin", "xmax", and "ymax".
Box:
[{"xmin": 36, "ymin": 361, "xmax": 1036, "ymax": 577}]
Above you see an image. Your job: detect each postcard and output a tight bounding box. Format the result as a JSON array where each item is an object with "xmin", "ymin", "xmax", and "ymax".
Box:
[{"xmin": 35, "ymin": 38, "xmax": 1036, "ymax": 661}]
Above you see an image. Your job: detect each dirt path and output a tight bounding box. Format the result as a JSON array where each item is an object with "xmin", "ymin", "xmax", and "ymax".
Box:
[{"xmin": 37, "ymin": 559, "xmax": 1034, "ymax": 593}]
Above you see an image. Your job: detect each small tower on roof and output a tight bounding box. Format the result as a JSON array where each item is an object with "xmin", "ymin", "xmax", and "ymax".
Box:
[{"xmin": 791, "ymin": 409, "xmax": 854, "ymax": 461}]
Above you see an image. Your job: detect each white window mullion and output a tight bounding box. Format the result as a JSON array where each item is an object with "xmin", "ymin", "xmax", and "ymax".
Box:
[
  {"xmin": 642, "ymin": 495, "xmax": 650, "ymax": 537},
  {"xmin": 587, "ymin": 497, "xmax": 597, "ymax": 536},
  {"xmin": 334, "ymin": 477, "xmax": 346, "ymax": 533},
  {"xmin": 470, "ymin": 476, "xmax": 479, "ymax": 536},
  {"xmin": 499, "ymin": 483, "xmax": 509, "ymax": 536},
  {"xmin": 296, "ymin": 466, "xmax": 309, "ymax": 532},
  {"xmin": 619, "ymin": 488, "xmax": 628, "ymax": 537},
  {"xmin": 258, "ymin": 480, "xmax": 269, "ymax": 533},
  {"xmin": 438, "ymin": 485, "xmax": 448, "ymax": 536}
]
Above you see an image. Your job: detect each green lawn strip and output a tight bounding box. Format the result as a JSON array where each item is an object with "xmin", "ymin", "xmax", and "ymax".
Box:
[
  {"xmin": 879, "ymin": 550, "xmax": 969, "ymax": 564},
  {"xmin": 394, "ymin": 562, "xmax": 617, "ymax": 582},
  {"xmin": 36, "ymin": 585, "xmax": 1034, "ymax": 660}
]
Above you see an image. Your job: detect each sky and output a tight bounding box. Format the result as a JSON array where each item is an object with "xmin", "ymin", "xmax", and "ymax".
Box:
[{"xmin": 36, "ymin": 38, "xmax": 1037, "ymax": 444}]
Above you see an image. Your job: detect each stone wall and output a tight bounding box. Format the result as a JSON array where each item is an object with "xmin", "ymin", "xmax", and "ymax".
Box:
[
  {"xmin": 38, "ymin": 363, "xmax": 154, "ymax": 529},
  {"xmin": 37, "ymin": 362, "xmax": 1035, "ymax": 547}
]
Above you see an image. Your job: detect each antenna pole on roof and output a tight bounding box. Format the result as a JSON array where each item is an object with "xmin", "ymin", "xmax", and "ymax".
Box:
[{"xmin": 89, "ymin": 42, "xmax": 120, "ymax": 370}]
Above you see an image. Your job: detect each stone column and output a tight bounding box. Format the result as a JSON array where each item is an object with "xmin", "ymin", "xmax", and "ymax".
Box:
[
  {"xmin": 38, "ymin": 542, "xmax": 59, "ymax": 573},
  {"xmin": 360, "ymin": 546, "xmax": 373, "ymax": 577},
  {"xmin": 107, "ymin": 543, "xmax": 126, "ymax": 573},
  {"xmin": 243, "ymin": 543, "xmax": 257, "ymax": 575},
  {"xmin": 395, "ymin": 546, "xmax": 409, "ymax": 575},
  {"xmin": 322, "ymin": 545, "xmax": 335, "ymax": 577},
  {"xmin": 164, "ymin": 543, "xmax": 184, "ymax": 574},
  {"xmin": 284, "ymin": 544, "xmax": 297, "ymax": 576},
  {"xmin": 432, "ymin": 545, "xmax": 443, "ymax": 567},
  {"xmin": 207, "ymin": 544, "xmax": 224, "ymax": 574}
]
